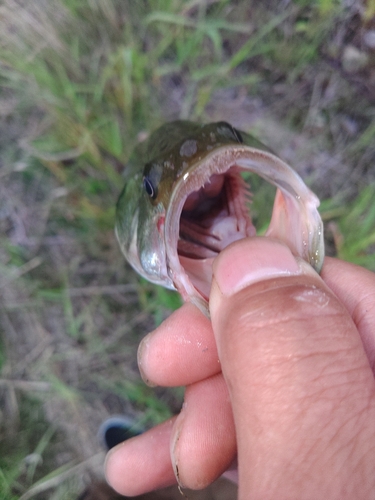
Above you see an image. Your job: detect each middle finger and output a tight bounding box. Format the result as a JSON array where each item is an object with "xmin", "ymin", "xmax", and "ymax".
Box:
[{"xmin": 138, "ymin": 302, "xmax": 220, "ymax": 387}]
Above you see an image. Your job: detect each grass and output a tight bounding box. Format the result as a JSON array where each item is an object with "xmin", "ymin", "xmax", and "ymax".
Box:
[
  {"xmin": 0, "ymin": 1, "xmax": 374, "ymax": 498},
  {"xmin": 321, "ymin": 185, "xmax": 375, "ymax": 268}
]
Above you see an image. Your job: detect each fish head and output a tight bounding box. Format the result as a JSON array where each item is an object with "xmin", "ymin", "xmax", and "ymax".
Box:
[
  {"xmin": 116, "ymin": 121, "xmax": 324, "ymax": 314},
  {"xmin": 115, "ymin": 121, "xmax": 243, "ymax": 291}
]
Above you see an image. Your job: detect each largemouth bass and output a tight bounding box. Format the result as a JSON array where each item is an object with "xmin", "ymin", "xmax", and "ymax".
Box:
[{"xmin": 116, "ymin": 121, "xmax": 324, "ymax": 313}]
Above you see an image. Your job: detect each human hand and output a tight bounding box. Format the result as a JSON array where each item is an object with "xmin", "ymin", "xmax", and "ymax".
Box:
[{"xmin": 105, "ymin": 237, "xmax": 375, "ymax": 499}]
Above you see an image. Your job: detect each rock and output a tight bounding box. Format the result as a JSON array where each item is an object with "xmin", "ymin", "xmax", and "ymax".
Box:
[{"xmin": 342, "ymin": 45, "xmax": 369, "ymax": 73}]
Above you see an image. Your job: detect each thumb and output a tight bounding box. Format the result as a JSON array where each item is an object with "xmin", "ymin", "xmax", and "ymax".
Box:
[{"xmin": 210, "ymin": 237, "xmax": 375, "ymax": 500}]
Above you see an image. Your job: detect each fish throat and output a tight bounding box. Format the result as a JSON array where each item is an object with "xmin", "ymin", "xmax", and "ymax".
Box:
[{"xmin": 178, "ymin": 169, "xmax": 255, "ymax": 260}]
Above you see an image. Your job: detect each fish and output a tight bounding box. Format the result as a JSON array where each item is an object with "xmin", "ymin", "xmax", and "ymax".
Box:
[{"xmin": 115, "ymin": 121, "xmax": 324, "ymax": 314}]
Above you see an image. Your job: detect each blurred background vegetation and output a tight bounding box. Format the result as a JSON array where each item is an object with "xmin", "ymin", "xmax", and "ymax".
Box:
[{"xmin": 0, "ymin": 0, "xmax": 374, "ymax": 498}]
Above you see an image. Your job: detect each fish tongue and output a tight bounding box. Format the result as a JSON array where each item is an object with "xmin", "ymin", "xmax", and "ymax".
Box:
[{"xmin": 209, "ymin": 214, "xmax": 254, "ymax": 248}]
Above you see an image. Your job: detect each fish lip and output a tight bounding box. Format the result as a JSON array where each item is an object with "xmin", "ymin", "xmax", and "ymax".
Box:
[{"xmin": 164, "ymin": 144, "xmax": 324, "ymax": 309}]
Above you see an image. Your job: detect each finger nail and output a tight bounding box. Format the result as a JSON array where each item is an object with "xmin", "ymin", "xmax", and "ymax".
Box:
[
  {"xmin": 212, "ymin": 238, "xmax": 301, "ymax": 298},
  {"xmin": 170, "ymin": 405, "xmax": 187, "ymax": 488},
  {"xmin": 137, "ymin": 337, "xmax": 158, "ymax": 387}
]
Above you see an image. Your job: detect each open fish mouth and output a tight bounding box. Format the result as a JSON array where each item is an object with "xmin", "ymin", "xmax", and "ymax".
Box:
[
  {"xmin": 178, "ymin": 171, "xmax": 254, "ymax": 259},
  {"xmin": 164, "ymin": 145, "xmax": 324, "ymax": 308}
]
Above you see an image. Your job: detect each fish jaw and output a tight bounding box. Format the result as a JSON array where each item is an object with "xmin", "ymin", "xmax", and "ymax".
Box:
[
  {"xmin": 265, "ymin": 188, "xmax": 323, "ymax": 270},
  {"xmin": 235, "ymin": 156, "xmax": 324, "ymax": 271},
  {"xmin": 164, "ymin": 145, "xmax": 324, "ymax": 312}
]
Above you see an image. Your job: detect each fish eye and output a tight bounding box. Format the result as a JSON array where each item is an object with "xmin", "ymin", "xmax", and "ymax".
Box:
[{"xmin": 143, "ymin": 176, "xmax": 157, "ymax": 199}]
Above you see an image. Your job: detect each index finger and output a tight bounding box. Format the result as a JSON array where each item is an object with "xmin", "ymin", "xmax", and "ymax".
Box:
[{"xmin": 321, "ymin": 257, "xmax": 375, "ymax": 370}]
